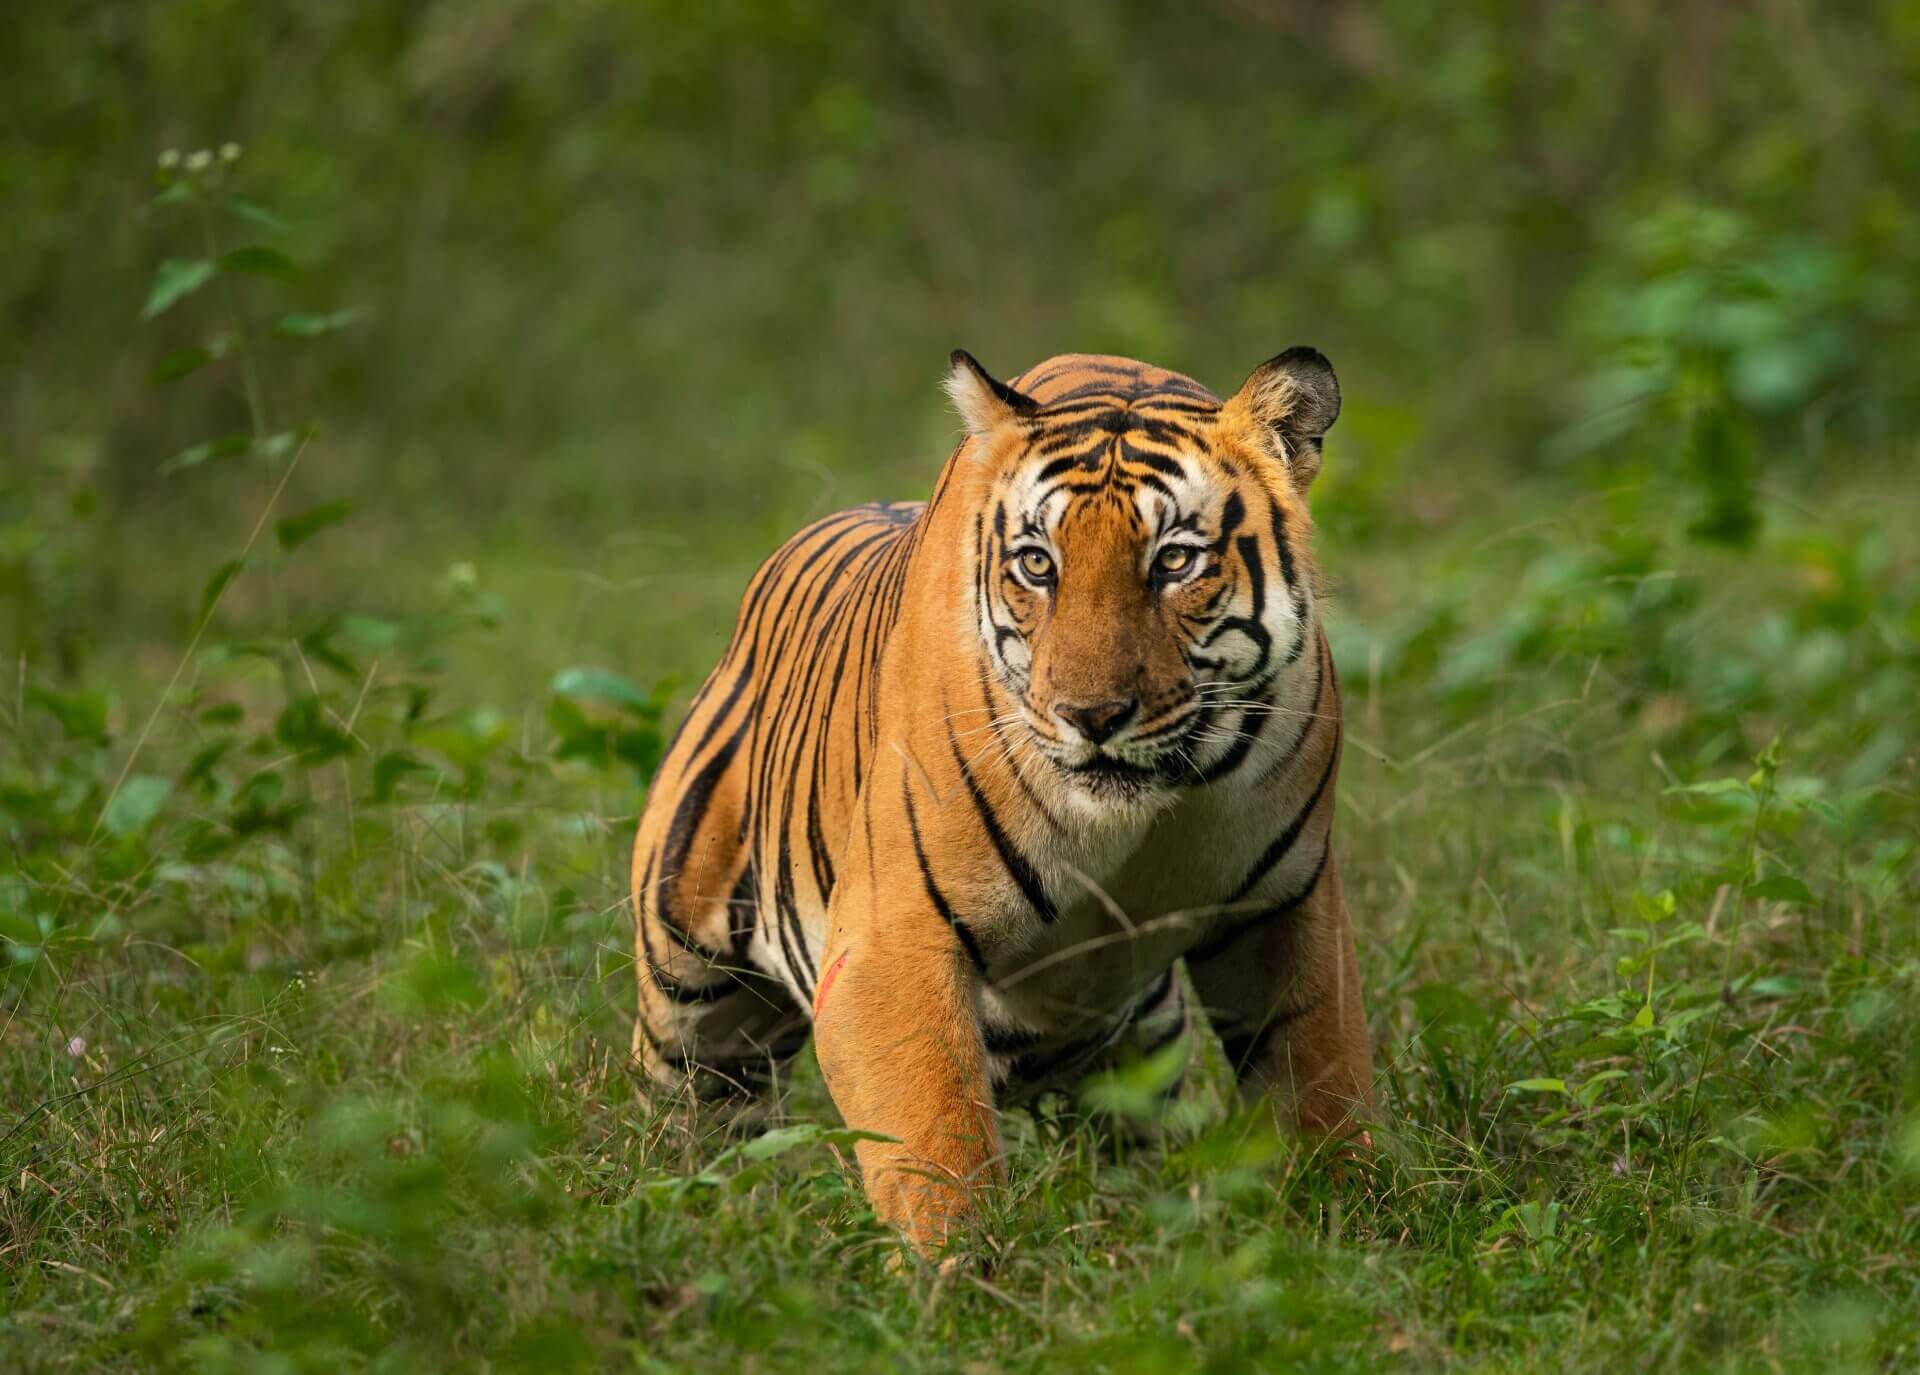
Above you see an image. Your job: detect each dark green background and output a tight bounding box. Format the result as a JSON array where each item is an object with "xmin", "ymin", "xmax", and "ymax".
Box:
[{"xmin": 8, "ymin": 2, "xmax": 1917, "ymax": 673}]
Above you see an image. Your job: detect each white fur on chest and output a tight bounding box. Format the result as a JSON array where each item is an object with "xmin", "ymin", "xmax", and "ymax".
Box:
[{"xmin": 980, "ymin": 771, "xmax": 1309, "ymax": 1037}]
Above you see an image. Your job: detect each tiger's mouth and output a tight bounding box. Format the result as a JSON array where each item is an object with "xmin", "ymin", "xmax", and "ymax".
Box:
[
  {"xmin": 1022, "ymin": 703, "xmax": 1207, "ymax": 802},
  {"xmin": 1059, "ymin": 748, "xmax": 1178, "ymax": 802},
  {"xmin": 1068, "ymin": 753, "xmax": 1159, "ymax": 781}
]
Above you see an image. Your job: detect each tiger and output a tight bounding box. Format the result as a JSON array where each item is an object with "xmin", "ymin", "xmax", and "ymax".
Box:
[{"xmin": 631, "ymin": 348, "xmax": 1373, "ymax": 1254}]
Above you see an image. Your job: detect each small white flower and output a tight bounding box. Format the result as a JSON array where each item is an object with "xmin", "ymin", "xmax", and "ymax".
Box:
[
  {"xmin": 220, "ymin": 142, "xmax": 242, "ymax": 162},
  {"xmin": 186, "ymin": 149, "xmax": 213, "ymax": 172},
  {"xmin": 66, "ymin": 1036, "xmax": 86, "ymax": 1057},
  {"xmin": 158, "ymin": 149, "xmax": 181, "ymax": 169}
]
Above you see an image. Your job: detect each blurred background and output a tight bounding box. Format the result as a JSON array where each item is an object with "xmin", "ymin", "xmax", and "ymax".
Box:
[{"xmin": 7, "ymin": 1, "xmax": 1917, "ymax": 690}]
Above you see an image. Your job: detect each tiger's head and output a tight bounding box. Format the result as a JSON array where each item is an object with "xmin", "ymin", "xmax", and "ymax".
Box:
[{"xmin": 946, "ymin": 350, "xmax": 1339, "ymax": 810}]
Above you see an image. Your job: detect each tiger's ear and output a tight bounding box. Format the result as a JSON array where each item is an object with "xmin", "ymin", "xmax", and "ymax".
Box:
[
  {"xmin": 945, "ymin": 349, "xmax": 1038, "ymax": 437},
  {"xmin": 1224, "ymin": 346, "xmax": 1341, "ymax": 487}
]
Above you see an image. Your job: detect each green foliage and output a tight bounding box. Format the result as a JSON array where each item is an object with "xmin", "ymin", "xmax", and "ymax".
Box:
[
  {"xmin": 547, "ymin": 669, "xmax": 670, "ymax": 779},
  {"xmin": 4, "ymin": 7, "xmax": 1919, "ymax": 1371}
]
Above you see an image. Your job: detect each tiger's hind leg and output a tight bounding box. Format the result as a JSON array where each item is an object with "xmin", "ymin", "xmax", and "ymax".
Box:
[
  {"xmin": 630, "ymin": 669, "xmax": 808, "ymax": 1111},
  {"xmin": 632, "ymin": 866, "xmax": 810, "ymax": 1109}
]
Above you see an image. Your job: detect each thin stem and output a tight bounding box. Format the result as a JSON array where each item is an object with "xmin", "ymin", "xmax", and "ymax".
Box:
[{"xmin": 195, "ymin": 191, "xmax": 269, "ymax": 442}]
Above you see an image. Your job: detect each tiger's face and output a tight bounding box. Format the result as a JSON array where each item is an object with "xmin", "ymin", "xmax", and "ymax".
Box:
[{"xmin": 949, "ymin": 350, "xmax": 1340, "ymax": 810}]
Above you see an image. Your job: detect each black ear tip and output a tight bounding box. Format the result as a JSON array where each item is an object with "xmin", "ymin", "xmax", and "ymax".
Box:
[
  {"xmin": 950, "ymin": 348, "xmax": 980, "ymax": 373},
  {"xmin": 1275, "ymin": 345, "xmax": 1334, "ymax": 375}
]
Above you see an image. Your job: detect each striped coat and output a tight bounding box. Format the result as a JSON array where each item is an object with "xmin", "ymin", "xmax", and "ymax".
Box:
[{"xmin": 633, "ymin": 350, "xmax": 1373, "ymax": 1252}]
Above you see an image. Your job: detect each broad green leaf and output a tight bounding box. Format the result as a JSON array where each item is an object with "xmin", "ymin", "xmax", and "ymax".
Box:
[
  {"xmin": 1080, "ymin": 1034, "xmax": 1193, "ymax": 1120},
  {"xmin": 1664, "ymin": 778, "xmax": 1748, "ymax": 796},
  {"xmin": 149, "ymin": 346, "xmax": 213, "ymax": 384},
  {"xmin": 739, "ymin": 1123, "xmax": 894, "ymax": 1162},
  {"xmin": 222, "ymin": 194, "xmax": 287, "ymax": 231},
  {"xmin": 1632, "ymin": 889, "xmax": 1677, "ymax": 924},
  {"xmin": 275, "ymin": 696, "xmax": 354, "ymax": 762},
  {"xmin": 275, "ymin": 500, "xmax": 355, "ymax": 552},
  {"xmin": 256, "ymin": 430, "xmax": 303, "ymax": 462},
  {"xmin": 198, "ymin": 557, "xmax": 246, "ymax": 621},
  {"xmin": 1747, "ymin": 875, "xmax": 1814, "ymax": 904},
  {"xmin": 550, "ymin": 667, "xmax": 654, "ymax": 711},
  {"xmin": 142, "ymin": 258, "xmax": 216, "ymax": 319},
  {"xmin": 547, "ymin": 694, "xmax": 664, "ymax": 776},
  {"xmin": 181, "ymin": 735, "xmax": 236, "ymax": 791},
  {"xmin": 221, "ymin": 245, "xmax": 299, "ymax": 280},
  {"xmin": 274, "ymin": 306, "xmax": 371, "ymax": 338},
  {"xmin": 1506, "ymin": 1078, "xmax": 1567, "ymax": 1095},
  {"xmin": 372, "ymin": 751, "xmax": 437, "ymax": 802},
  {"xmin": 297, "ymin": 618, "xmax": 360, "ymax": 680},
  {"xmin": 27, "ymin": 686, "xmax": 109, "ymax": 742},
  {"xmin": 161, "ymin": 432, "xmax": 251, "ymax": 476},
  {"xmin": 103, "ymin": 775, "xmax": 171, "ymax": 838},
  {"xmin": 1576, "ymin": 1069, "xmax": 1630, "ymax": 1108},
  {"xmin": 338, "ymin": 615, "xmax": 401, "ymax": 652}
]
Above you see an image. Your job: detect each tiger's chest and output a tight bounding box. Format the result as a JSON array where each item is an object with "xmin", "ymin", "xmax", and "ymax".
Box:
[{"xmin": 969, "ymin": 792, "xmax": 1289, "ymax": 1095}]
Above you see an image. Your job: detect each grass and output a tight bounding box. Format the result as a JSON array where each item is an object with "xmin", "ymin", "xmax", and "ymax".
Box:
[{"xmin": 3, "ymin": 448, "xmax": 1916, "ymax": 1372}]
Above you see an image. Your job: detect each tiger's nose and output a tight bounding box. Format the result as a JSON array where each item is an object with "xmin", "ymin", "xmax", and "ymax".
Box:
[{"xmin": 1053, "ymin": 698, "xmax": 1137, "ymax": 745}]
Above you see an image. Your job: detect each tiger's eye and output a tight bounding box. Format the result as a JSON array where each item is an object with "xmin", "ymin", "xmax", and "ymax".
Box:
[
  {"xmin": 1155, "ymin": 545, "xmax": 1196, "ymax": 576},
  {"xmin": 1018, "ymin": 549, "xmax": 1055, "ymax": 581}
]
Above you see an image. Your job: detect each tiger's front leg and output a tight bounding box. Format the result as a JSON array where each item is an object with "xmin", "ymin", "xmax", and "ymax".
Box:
[{"xmin": 810, "ymin": 812, "xmax": 1002, "ymax": 1256}]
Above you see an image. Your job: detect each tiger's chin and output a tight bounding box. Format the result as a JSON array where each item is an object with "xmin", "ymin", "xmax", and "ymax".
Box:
[{"xmin": 1057, "ymin": 753, "xmax": 1176, "ymax": 814}]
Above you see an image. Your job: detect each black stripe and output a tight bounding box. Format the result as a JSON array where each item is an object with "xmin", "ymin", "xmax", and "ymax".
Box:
[
  {"xmin": 1133, "ymin": 397, "xmax": 1219, "ymax": 415},
  {"xmin": 1036, "ymin": 450, "xmax": 1098, "ymax": 480},
  {"xmin": 654, "ymin": 719, "xmax": 749, "ymax": 958},
  {"xmin": 749, "ymin": 523, "xmax": 904, "ymax": 992},
  {"xmin": 1116, "ymin": 441, "xmax": 1187, "ymax": 479},
  {"xmin": 1188, "ymin": 840, "xmax": 1332, "ymax": 966},
  {"xmin": 1252, "ymin": 635, "xmax": 1328, "ymax": 790},
  {"xmin": 663, "ymin": 643, "xmax": 755, "ymax": 799},
  {"xmin": 1009, "ymin": 1027, "xmax": 1113, "ymax": 1083},
  {"xmin": 650, "ymin": 962, "xmax": 739, "ymax": 1003},
  {"xmin": 1197, "ymin": 670, "xmax": 1278, "ymax": 783},
  {"xmin": 1198, "ymin": 532, "xmax": 1274, "ymax": 671},
  {"xmin": 945, "ymin": 715, "xmax": 1058, "ymax": 923},
  {"xmin": 1269, "ymin": 496, "xmax": 1297, "ymax": 586},
  {"xmin": 983, "ymin": 1024, "xmax": 1045, "ymax": 1055},
  {"xmin": 1129, "ymin": 471, "xmax": 1179, "ymax": 502},
  {"xmin": 1226, "ymin": 734, "xmax": 1339, "ymax": 905},
  {"xmin": 976, "ymin": 655, "xmax": 1064, "ymax": 832},
  {"xmin": 1219, "ymin": 998, "xmax": 1318, "ymax": 1080},
  {"xmin": 902, "ymin": 775, "xmax": 988, "ymax": 971},
  {"xmin": 1215, "ymin": 492, "xmax": 1246, "ymax": 548},
  {"xmin": 726, "ymin": 865, "xmax": 758, "ymax": 958}
]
